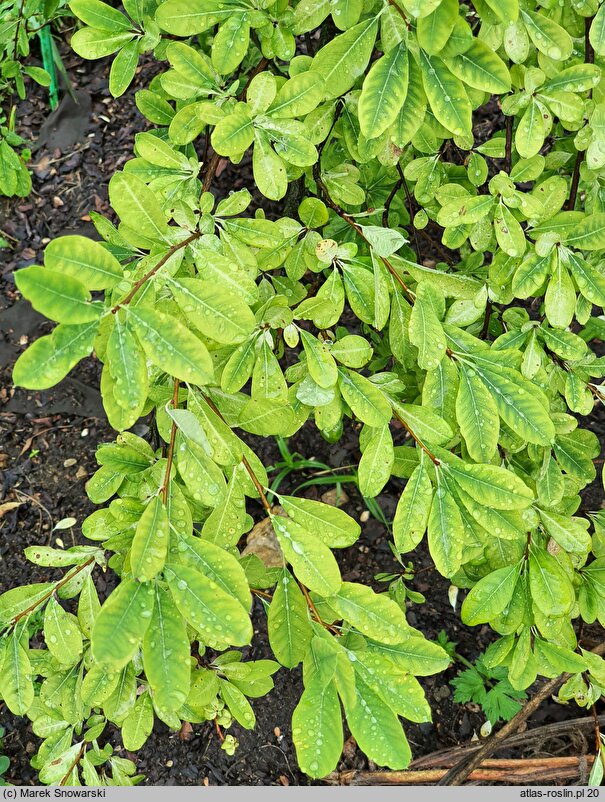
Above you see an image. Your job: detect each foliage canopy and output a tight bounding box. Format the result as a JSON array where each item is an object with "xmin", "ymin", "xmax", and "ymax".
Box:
[{"xmin": 5, "ymin": 0, "xmax": 605, "ymax": 784}]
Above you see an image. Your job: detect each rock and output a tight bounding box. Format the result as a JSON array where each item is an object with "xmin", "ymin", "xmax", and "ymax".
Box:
[{"xmin": 241, "ymin": 507, "xmax": 284, "ymax": 568}]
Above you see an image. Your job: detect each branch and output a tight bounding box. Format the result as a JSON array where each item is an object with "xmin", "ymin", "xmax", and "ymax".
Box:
[
  {"xmin": 111, "ymin": 232, "xmax": 200, "ymax": 313},
  {"xmin": 393, "ymin": 410, "xmax": 440, "ymax": 465},
  {"xmin": 8, "ymin": 557, "xmax": 96, "ymax": 629}
]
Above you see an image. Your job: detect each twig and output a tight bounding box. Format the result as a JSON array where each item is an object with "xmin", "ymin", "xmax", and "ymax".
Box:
[
  {"xmin": 566, "ymin": 151, "xmax": 584, "ymax": 211},
  {"xmin": 12, "ymin": 0, "xmax": 26, "ymax": 58},
  {"xmin": 8, "ymin": 558, "xmax": 95, "ymax": 628},
  {"xmin": 214, "ymin": 718, "xmax": 225, "ymax": 743},
  {"xmin": 242, "ymin": 455, "xmax": 272, "ymax": 513},
  {"xmin": 111, "ymin": 232, "xmax": 200, "ymax": 312},
  {"xmin": 60, "ymin": 744, "xmax": 86, "ymax": 786},
  {"xmin": 504, "ymin": 115, "xmax": 513, "ymax": 174},
  {"xmin": 312, "ymin": 117, "xmax": 415, "ymax": 301},
  {"xmin": 393, "ymin": 410, "xmax": 440, "ymax": 465}
]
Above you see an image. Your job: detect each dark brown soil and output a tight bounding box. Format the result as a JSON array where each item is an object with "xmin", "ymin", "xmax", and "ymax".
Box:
[{"xmin": 1, "ymin": 37, "xmax": 603, "ymax": 787}]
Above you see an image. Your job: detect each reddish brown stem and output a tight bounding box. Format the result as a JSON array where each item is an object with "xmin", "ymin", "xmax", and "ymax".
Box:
[
  {"xmin": 393, "ymin": 411, "xmax": 440, "ymax": 465},
  {"xmin": 9, "ymin": 557, "xmax": 95, "ymax": 628},
  {"xmin": 111, "ymin": 232, "xmax": 200, "ymax": 312}
]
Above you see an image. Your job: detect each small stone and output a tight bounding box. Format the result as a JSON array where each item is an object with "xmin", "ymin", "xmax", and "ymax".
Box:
[
  {"xmin": 360, "ymin": 510, "xmax": 370, "ymax": 523},
  {"xmin": 321, "ymin": 488, "xmax": 349, "ymax": 508},
  {"xmin": 63, "ymin": 458, "xmax": 77, "ymax": 468}
]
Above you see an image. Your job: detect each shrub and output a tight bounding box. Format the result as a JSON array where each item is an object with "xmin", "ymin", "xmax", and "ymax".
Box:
[{"xmin": 4, "ymin": 0, "xmax": 605, "ymax": 785}]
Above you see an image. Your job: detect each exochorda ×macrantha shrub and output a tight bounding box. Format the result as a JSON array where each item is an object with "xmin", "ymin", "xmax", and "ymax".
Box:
[{"xmin": 5, "ymin": 0, "xmax": 605, "ymax": 784}]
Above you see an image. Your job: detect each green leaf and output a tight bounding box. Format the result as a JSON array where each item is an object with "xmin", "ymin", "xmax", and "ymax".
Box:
[
  {"xmin": 15, "ymin": 267, "xmax": 100, "ymax": 324},
  {"xmin": 91, "ymin": 579, "xmax": 155, "ymax": 670},
  {"xmin": 70, "ymin": 28, "xmax": 134, "ymax": 59},
  {"xmin": 252, "ymin": 130, "xmax": 288, "ymax": 201},
  {"xmin": 456, "ymin": 363, "xmax": 499, "ymax": 462},
  {"xmin": 324, "ymin": 582, "xmax": 410, "ymax": 644},
  {"xmin": 44, "ymin": 235, "xmax": 123, "ymax": 289},
  {"xmin": 369, "ymin": 635, "xmax": 451, "ymax": 676},
  {"xmin": 447, "ymin": 462, "xmax": 533, "ymax": 510},
  {"xmin": 122, "ymin": 692, "xmax": 154, "ymax": 751},
  {"xmin": 310, "ymin": 18, "xmax": 378, "ymax": 100},
  {"xmin": 358, "ymin": 424, "xmax": 394, "ymax": 498},
  {"xmin": 349, "ymin": 649, "xmax": 431, "ymax": 722},
  {"xmin": 13, "ymin": 321, "xmax": 98, "ymax": 390},
  {"xmin": 143, "ymin": 585, "xmax": 190, "ymax": 713},
  {"xmin": 545, "ymin": 260, "xmax": 575, "ymax": 330},
  {"xmin": 128, "ymin": 307, "xmax": 214, "ymax": 384},
  {"xmin": 566, "ymin": 214, "xmax": 605, "ymax": 251},
  {"xmin": 44, "ymin": 597, "xmax": 83, "ymax": 666},
  {"xmin": 420, "ymin": 52, "xmax": 471, "ymax": 137},
  {"xmin": 409, "ymin": 282, "xmax": 446, "ymax": 371},
  {"xmin": 520, "ymin": 9, "xmax": 573, "ymax": 61},
  {"xmin": 515, "ymin": 100, "xmax": 545, "ymax": 159},
  {"xmin": 165, "ymin": 562, "xmax": 252, "ymax": 647},
  {"xmin": 329, "ymin": 335, "xmax": 372, "ymax": 369},
  {"xmin": 358, "ymin": 41, "xmax": 408, "ymax": 139},
  {"xmin": 461, "ymin": 564, "xmax": 521, "ymax": 626},
  {"xmin": 393, "ymin": 402, "xmax": 453, "ymax": 446},
  {"xmin": 271, "ymin": 515, "xmax": 342, "ymax": 597},
  {"xmin": 417, "ymin": 0, "xmax": 458, "ymax": 55},
  {"xmin": 219, "ymin": 679, "xmax": 256, "ymax": 729},
  {"xmin": 300, "ymin": 329, "xmax": 338, "ymax": 389},
  {"xmin": 529, "ymin": 548, "xmax": 575, "ymax": 617},
  {"xmin": 590, "ymin": 4, "xmax": 605, "ymax": 56},
  {"xmin": 278, "ymin": 496, "xmax": 360, "ymax": 548},
  {"xmin": 130, "ymin": 496, "xmax": 169, "ymax": 582},
  {"xmin": 70, "ymin": 0, "xmax": 132, "ymax": 31},
  {"xmin": 342, "ymin": 675, "xmax": 411, "ymax": 770},
  {"xmin": 269, "ymin": 71, "xmax": 326, "ymax": 118},
  {"xmin": 174, "ymin": 532, "xmax": 251, "ymax": 610},
  {"xmin": 109, "ymin": 40, "xmax": 139, "ymax": 97},
  {"xmin": 338, "ymin": 369, "xmax": 391, "ymax": 427},
  {"xmin": 0, "ymin": 583, "xmax": 55, "ymax": 629},
  {"xmin": 1, "ymin": 634, "xmax": 34, "ymax": 715},
  {"xmin": 539, "ymin": 509, "xmax": 591, "ymax": 553},
  {"xmin": 446, "ymin": 39, "xmax": 511, "ymax": 93},
  {"xmin": 211, "ymin": 106, "xmax": 254, "ymax": 156},
  {"xmin": 168, "ymin": 277, "xmax": 256, "ymax": 345},
  {"xmin": 292, "ymin": 677, "xmax": 342, "ymax": 778},
  {"xmin": 81, "ymin": 664, "xmax": 119, "ymax": 706},
  {"xmin": 156, "ymin": 0, "xmax": 232, "ymax": 34},
  {"xmin": 427, "ymin": 486, "xmax": 464, "ymax": 577},
  {"xmin": 106, "ymin": 316, "xmax": 148, "ymax": 417},
  {"xmin": 564, "ymin": 251, "xmax": 605, "ymax": 307},
  {"xmin": 211, "ymin": 14, "xmax": 249, "ymax": 74},
  {"xmin": 393, "ymin": 463, "xmax": 433, "ymax": 554},
  {"xmin": 268, "ymin": 569, "xmax": 312, "ymax": 668},
  {"xmin": 470, "ymin": 361, "xmax": 555, "ymax": 445},
  {"xmin": 493, "ymin": 203, "xmax": 526, "ymax": 258},
  {"xmin": 108, "ymin": 171, "xmax": 169, "ymax": 241}
]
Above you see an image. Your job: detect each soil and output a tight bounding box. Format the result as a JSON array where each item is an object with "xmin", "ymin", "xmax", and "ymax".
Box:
[{"xmin": 0, "ymin": 37, "xmax": 604, "ymax": 787}]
